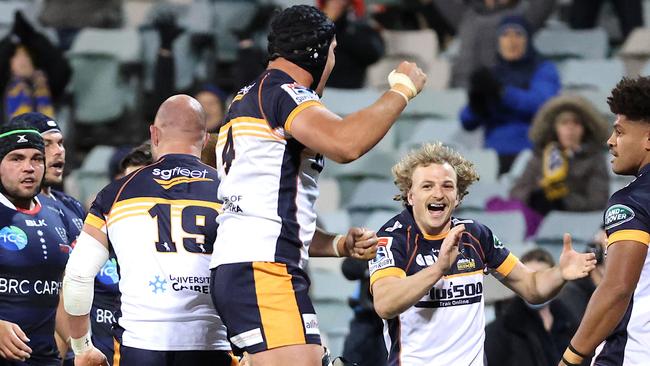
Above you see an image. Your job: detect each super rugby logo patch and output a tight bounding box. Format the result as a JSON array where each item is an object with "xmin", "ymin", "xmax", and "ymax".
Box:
[
  {"xmin": 369, "ymin": 237, "xmax": 394, "ymax": 274},
  {"xmin": 605, "ymin": 204, "xmax": 635, "ymax": 230},
  {"xmin": 281, "ymin": 83, "xmax": 319, "ymax": 105}
]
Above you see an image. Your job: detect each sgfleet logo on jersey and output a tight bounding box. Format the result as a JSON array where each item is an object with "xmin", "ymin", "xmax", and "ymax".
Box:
[
  {"xmin": 416, "ymin": 280, "xmax": 484, "ymax": 309},
  {"xmin": 152, "ymin": 167, "xmax": 213, "ymax": 189},
  {"xmin": 0, "ymin": 226, "xmax": 28, "ymax": 251},
  {"xmin": 97, "ymin": 258, "xmax": 119, "ymax": 285}
]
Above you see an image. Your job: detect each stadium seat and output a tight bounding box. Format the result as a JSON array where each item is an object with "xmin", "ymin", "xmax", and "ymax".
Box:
[
  {"xmin": 347, "ymin": 179, "xmax": 401, "ymax": 211},
  {"xmin": 366, "ymin": 57, "xmax": 451, "ymax": 90},
  {"xmin": 70, "ymin": 28, "xmax": 141, "ymax": 64},
  {"xmin": 347, "ymin": 178, "xmax": 401, "ymax": 226},
  {"xmin": 321, "ymin": 88, "xmax": 382, "ymax": 116},
  {"xmin": 66, "ymin": 145, "xmax": 116, "ymax": 206},
  {"xmin": 316, "ymin": 178, "xmax": 341, "ymax": 214},
  {"xmin": 564, "ymin": 90, "xmax": 614, "ymax": 120},
  {"xmin": 364, "ymin": 209, "xmax": 401, "ymax": 232},
  {"xmin": 534, "ymin": 27, "xmax": 608, "ymax": 60},
  {"xmin": 398, "ymin": 118, "xmax": 462, "ymax": 151},
  {"xmin": 462, "ymin": 149, "xmax": 499, "ymax": 184},
  {"xmin": 404, "ymin": 89, "xmax": 467, "ymax": 119},
  {"xmin": 212, "ymin": 1, "xmax": 257, "ymax": 62},
  {"xmin": 140, "ymin": 29, "xmax": 200, "ymax": 92},
  {"xmin": 325, "ymin": 149, "xmax": 396, "ymax": 203},
  {"xmin": 458, "ymin": 181, "xmax": 508, "ymax": 212},
  {"xmin": 69, "ymin": 56, "xmax": 126, "ymax": 124},
  {"xmin": 462, "ymin": 211, "xmax": 529, "ymax": 254},
  {"xmin": 619, "ymin": 28, "xmax": 650, "ymax": 76},
  {"xmin": 560, "ymin": 59, "xmax": 625, "ymax": 92},
  {"xmin": 382, "ymin": 29, "xmax": 439, "ymax": 63},
  {"xmin": 535, "ymin": 211, "xmax": 603, "ymax": 259},
  {"xmin": 318, "ymin": 210, "xmax": 351, "ymax": 235}
]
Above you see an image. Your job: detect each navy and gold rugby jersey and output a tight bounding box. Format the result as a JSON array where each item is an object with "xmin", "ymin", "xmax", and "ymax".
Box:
[
  {"xmin": 211, "ymin": 69, "xmax": 325, "ymax": 269},
  {"xmin": 84, "ymin": 154, "xmax": 228, "ymax": 351},
  {"xmin": 0, "ymin": 195, "xmax": 72, "ymax": 365},
  {"xmin": 369, "ymin": 208, "xmax": 517, "ymax": 366},
  {"xmin": 593, "ymin": 163, "xmax": 650, "ymax": 365}
]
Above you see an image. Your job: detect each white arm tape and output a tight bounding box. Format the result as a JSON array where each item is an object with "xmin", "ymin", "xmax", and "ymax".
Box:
[
  {"xmin": 388, "ymin": 70, "xmax": 418, "ymax": 96},
  {"xmin": 63, "ymin": 231, "xmax": 109, "ymax": 316}
]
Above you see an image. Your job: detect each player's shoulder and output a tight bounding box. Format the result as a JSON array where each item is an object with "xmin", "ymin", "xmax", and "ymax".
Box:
[
  {"xmin": 50, "ymin": 190, "xmax": 85, "ymax": 215},
  {"xmin": 376, "ymin": 209, "xmax": 412, "ymax": 238},
  {"xmin": 266, "ymin": 69, "xmax": 319, "ymax": 106},
  {"xmin": 452, "ymin": 217, "xmax": 492, "ymax": 237},
  {"xmin": 606, "ymin": 177, "xmax": 650, "ymax": 228}
]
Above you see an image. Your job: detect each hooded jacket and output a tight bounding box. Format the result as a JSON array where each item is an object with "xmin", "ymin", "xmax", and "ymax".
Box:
[
  {"xmin": 510, "ymin": 94, "xmax": 610, "ymax": 212},
  {"xmin": 460, "ymin": 16, "xmax": 560, "ymax": 156}
]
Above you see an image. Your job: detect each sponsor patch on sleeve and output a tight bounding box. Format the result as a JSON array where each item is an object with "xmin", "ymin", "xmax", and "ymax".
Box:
[
  {"xmin": 605, "ymin": 204, "xmax": 635, "ymax": 230},
  {"xmin": 281, "ymin": 83, "xmax": 319, "ymax": 105},
  {"xmin": 492, "ymin": 234, "xmax": 505, "ymax": 249},
  {"xmin": 369, "ymin": 237, "xmax": 395, "ymax": 274}
]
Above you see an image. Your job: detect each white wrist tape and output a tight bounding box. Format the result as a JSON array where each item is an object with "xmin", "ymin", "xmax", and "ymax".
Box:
[
  {"xmin": 332, "ymin": 234, "xmax": 345, "ymax": 257},
  {"xmin": 63, "ymin": 231, "xmax": 109, "ymax": 316},
  {"xmin": 388, "ymin": 70, "xmax": 418, "ymax": 97},
  {"xmin": 70, "ymin": 330, "xmax": 93, "ymax": 355}
]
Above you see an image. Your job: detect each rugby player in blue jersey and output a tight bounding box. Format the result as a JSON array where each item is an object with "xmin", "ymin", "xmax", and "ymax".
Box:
[
  {"xmin": 0, "ymin": 123, "xmax": 73, "ymax": 365},
  {"xmin": 559, "ymin": 77, "xmax": 650, "ymax": 366}
]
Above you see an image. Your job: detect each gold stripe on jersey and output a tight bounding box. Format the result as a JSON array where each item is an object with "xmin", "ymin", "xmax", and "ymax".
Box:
[
  {"xmin": 85, "ymin": 213, "xmax": 106, "ymax": 230},
  {"xmin": 154, "ymin": 176, "xmax": 213, "ymax": 190},
  {"xmin": 217, "ymin": 117, "xmax": 285, "ymax": 146},
  {"xmin": 284, "ymin": 100, "xmax": 322, "ymax": 134},
  {"xmin": 495, "ymin": 253, "xmax": 518, "ymax": 277},
  {"xmin": 113, "ymin": 338, "xmax": 121, "ymax": 366},
  {"xmin": 106, "ymin": 198, "xmax": 221, "ymax": 227},
  {"xmin": 444, "ymin": 269, "xmax": 484, "ymax": 279},
  {"xmin": 370, "ymin": 267, "xmax": 407, "ymax": 287},
  {"xmin": 608, "ymin": 229, "xmax": 650, "ymax": 247},
  {"xmin": 252, "ymin": 262, "xmax": 306, "ymax": 349}
]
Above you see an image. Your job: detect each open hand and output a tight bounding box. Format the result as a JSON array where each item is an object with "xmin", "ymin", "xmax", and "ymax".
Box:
[{"xmin": 559, "ymin": 233, "xmax": 597, "ymax": 280}]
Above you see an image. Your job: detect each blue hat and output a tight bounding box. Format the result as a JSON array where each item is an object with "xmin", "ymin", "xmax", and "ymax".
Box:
[
  {"xmin": 497, "ymin": 15, "xmax": 532, "ymax": 39},
  {"xmin": 8, "ymin": 112, "xmax": 61, "ymax": 135}
]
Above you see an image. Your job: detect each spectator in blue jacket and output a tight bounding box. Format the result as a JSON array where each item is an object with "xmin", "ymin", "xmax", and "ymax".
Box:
[{"xmin": 460, "ymin": 15, "xmax": 560, "ymax": 175}]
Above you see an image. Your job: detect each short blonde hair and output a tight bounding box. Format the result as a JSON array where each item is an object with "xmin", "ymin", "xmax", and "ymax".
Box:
[{"xmin": 392, "ymin": 142, "xmax": 480, "ymax": 205}]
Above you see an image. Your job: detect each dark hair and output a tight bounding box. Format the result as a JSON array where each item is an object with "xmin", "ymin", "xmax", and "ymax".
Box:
[
  {"xmin": 607, "ymin": 76, "xmax": 650, "ymax": 122},
  {"xmin": 119, "ymin": 141, "xmax": 152, "ymax": 174},
  {"xmin": 520, "ymin": 248, "xmax": 555, "ymax": 266}
]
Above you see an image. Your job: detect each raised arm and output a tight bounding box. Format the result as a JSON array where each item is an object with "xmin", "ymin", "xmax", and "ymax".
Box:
[
  {"xmin": 501, "ymin": 234, "xmax": 596, "ymax": 304},
  {"xmin": 309, "ymin": 226, "xmax": 378, "ymax": 260},
  {"xmin": 558, "ymin": 241, "xmax": 647, "ymax": 366},
  {"xmin": 290, "ymin": 61, "xmax": 426, "ymax": 163},
  {"xmin": 372, "ymin": 225, "xmax": 464, "ymax": 319}
]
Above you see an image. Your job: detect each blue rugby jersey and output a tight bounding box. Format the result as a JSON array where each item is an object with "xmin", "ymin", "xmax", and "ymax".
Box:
[
  {"xmin": 593, "ymin": 163, "xmax": 650, "ymax": 366},
  {"xmin": 369, "ymin": 208, "xmax": 517, "ymax": 366},
  {"xmin": 0, "ymin": 195, "xmax": 72, "ymax": 364}
]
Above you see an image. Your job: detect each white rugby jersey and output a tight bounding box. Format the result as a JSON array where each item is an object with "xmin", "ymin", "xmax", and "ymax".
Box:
[
  {"xmin": 85, "ymin": 154, "xmax": 228, "ymax": 351},
  {"xmin": 210, "ymin": 69, "xmax": 324, "ymax": 269},
  {"xmin": 592, "ymin": 164, "xmax": 650, "ymax": 366},
  {"xmin": 369, "ymin": 209, "xmax": 518, "ymax": 366}
]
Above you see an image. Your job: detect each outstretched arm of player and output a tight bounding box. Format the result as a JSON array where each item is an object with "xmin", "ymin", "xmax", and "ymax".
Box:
[
  {"xmin": 557, "ymin": 241, "xmax": 647, "ymax": 366},
  {"xmin": 290, "ymin": 61, "xmax": 427, "ymax": 163},
  {"xmin": 501, "ymin": 234, "xmax": 596, "ymax": 304},
  {"xmin": 62, "ymin": 223, "xmax": 110, "ymax": 366},
  {"xmin": 309, "ymin": 227, "xmax": 378, "ymax": 260},
  {"xmin": 372, "ymin": 225, "xmax": 465, "ymax": 319}
]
